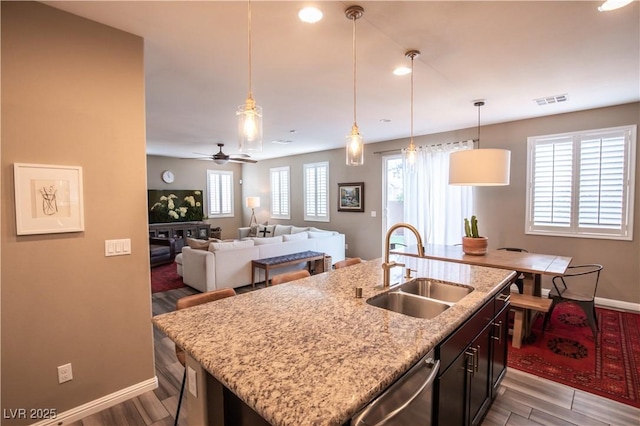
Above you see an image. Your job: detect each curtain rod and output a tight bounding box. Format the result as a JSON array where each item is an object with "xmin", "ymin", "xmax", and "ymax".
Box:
[{"xmin": 373, "ymin": 138, "xmax": 477, "ymax": 155}]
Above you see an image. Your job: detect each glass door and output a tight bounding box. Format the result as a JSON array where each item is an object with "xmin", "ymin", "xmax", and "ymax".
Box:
[{"xmin": 382, "ymin": 154, "xmax": 404, "ymax": 256}]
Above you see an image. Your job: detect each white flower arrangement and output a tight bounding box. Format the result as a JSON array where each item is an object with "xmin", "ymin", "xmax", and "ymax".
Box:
[{"xmin": 149, "ymin": 190, "xmax": 204, "ymax": 223}]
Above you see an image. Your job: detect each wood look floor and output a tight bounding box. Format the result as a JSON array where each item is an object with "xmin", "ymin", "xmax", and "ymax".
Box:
[{"xmin": 69, "ymin": 285, "xmax": 640, "ymax": 426}]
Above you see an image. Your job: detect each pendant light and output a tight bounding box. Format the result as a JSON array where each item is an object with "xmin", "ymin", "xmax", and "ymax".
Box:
[
  {"xmin": 448, "ymin": 100, "xmax": 511, "ymax": 186},
  {"xmin": 237, "ymin": 0, "xmax": 263, "ymax": 153},
  {"xmin": 402, "ymin": 50, "xmax": 420, "ymax": 174},
  {"xmin": 345, "ymin": 5, "xmax": 364, "ymax": 166}
]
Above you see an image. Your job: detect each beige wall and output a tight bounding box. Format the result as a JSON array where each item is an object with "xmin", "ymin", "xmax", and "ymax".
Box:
[
  {"xmin": 151, "ymin": 103, "xmax": 639, "ymax": 304},
  {"xmin": 1, "ymin": 2, "xmax": 154, "ymax": 423}
]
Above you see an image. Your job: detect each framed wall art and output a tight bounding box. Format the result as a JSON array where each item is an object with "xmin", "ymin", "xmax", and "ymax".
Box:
[
  {"xmin": 14, "ymin": 163, "xmax": 84, "ymax": 235},
  {"xmin": 338, "ymin": 182, "xmax": 364, "ymax": 212}
]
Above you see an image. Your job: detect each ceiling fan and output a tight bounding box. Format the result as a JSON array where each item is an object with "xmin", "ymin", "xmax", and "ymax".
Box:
[{"xmin": 193, "ymin": 143, "xmax": 257, "ymax": 165}]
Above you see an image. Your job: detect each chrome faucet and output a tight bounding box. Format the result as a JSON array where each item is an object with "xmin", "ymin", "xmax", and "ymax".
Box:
[{"xmin": 382, "ymin": 223, "xmax": 425, "ymax": 288}]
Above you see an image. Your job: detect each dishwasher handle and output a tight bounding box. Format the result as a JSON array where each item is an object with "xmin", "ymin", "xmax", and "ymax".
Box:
[{"xmin": 352, "ymin": 357, "xmax": 440, "ymax": 426}]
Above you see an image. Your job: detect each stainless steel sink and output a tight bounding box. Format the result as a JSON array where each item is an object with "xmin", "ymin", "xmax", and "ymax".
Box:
[
  {"xmin": 367, "ymin": 292, "xmax": 450, "ymax": 319},
  {"xmin": 398, "ymin": 279, "xmax": 473, "ymax": 303}
]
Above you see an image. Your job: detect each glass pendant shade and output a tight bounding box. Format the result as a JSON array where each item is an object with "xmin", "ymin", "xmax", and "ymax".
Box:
[
  {"xmin": 237, "ymin": 95, "xmax": 263, "ymax": 153},
  {"xmin": 449, "ymin": 148, "xmax": 511, "ymax": 186},
  {"xmin": 346, "ymin": 124, "xmax": 364, "ymax": 166},
  {"xmin": 402, "ymin": 141, "xmax": 417, "ymax": 174}
]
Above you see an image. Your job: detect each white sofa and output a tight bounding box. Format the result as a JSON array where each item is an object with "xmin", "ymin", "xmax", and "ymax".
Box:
[{"xmin": 175, "ymin": 225, "xmax": 345, "ymax": 292}]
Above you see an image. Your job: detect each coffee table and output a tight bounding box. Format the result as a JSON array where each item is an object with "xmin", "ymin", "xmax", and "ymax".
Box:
[{"xmin": 251, "ymin": 250, "xmax": 325, "ymax": 287}]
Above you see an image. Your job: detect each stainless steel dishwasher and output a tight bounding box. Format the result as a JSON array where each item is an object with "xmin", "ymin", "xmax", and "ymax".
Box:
[{"xmin": 351, "ymin": 350, "xmax": 440, "ymax": 426}]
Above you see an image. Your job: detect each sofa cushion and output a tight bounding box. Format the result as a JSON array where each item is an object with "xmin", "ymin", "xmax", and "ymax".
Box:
[
  {"xmin": 273, "ymin": 224, "xmax": 292, "ymax": 236},
  {"xmin": 291, "ymin": 226, "xmax": 310, "ymax": 234},
  {"xmin": 283, "ymin": 232, "xmax": 308, "ymax": 242},
  {"xmin": 308, "ymin": 231, "xmax": 332, "ymax": 239},
  {"xmin": 253, "ymin": 236, "xmax": 284, "ymax": 245},
  {"xmin": 210, "ymin": 239, "xmax": 255, "ymax": 251},
  {"xmin": 186, "ymin": 237, "xmax": 221, "ymax": 250}
]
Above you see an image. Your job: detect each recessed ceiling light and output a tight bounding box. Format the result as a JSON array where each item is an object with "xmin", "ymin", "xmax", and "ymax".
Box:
[
  {"xmin": 298, "ymin": 7, "xmax": 323, "ymax": 23},
  {"xmin": 393, "ymin": 66, "xmax": 412, "ymax": 76}
]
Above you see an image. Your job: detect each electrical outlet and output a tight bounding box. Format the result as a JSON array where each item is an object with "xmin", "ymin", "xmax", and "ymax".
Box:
[{"xmin": 58, "ymin": 363, "xmax": 73, "ymax": 384}]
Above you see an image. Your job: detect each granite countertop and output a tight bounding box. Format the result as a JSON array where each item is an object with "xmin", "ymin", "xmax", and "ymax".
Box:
[{"xmin": 152, "ymin": 255, "xmax": 515, "ymax": 426}]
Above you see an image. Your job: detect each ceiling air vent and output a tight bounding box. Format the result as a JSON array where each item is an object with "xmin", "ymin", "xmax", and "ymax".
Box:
[{"xmin": 534, "ymin": 94, "xmax": 568, "ymax": 106}]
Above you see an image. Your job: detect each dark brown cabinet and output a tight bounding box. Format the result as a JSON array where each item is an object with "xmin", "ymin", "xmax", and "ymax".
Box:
[
  {"xmin": 149, "ymin": 222, "xmax": 211, "ymax": 251},
  {"xmin": 434, "ymin": 281, "xmax": 511, "ymax": 425}
]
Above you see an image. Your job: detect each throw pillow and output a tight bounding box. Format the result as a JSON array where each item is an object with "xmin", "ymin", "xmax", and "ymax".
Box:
[
  {"xmin": 257, "ymin": 224, "xmax": 276, "ymax": 238},
  {"xmin": 186, "ymin": 237, "xmax": 221, "ymax": 250},
  {"xmin": 273, "ymin": 225, "xmax": 292, "ymax": 236},
  {"xmin": 291, "ymin": 226, "xmax": 310, "ymax": 234},
  {"xmin": 253, "ymin": 236, "xmax": 283, "ymax": 245},
  {"xmin": 283, "ymin": 232, "xmax": 308, "ymax": 241},
  {"xmin": 248, "ymin": 221, "xmax": 268, "ymax": 238},
  {"xmin": 209, "ymin": 239, "xmax": 255, "ymax": 252}
]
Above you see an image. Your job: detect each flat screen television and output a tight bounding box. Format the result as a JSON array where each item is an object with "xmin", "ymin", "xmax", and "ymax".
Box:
[{"xmin": 148, "ymin": 189, "xmax": 204, "ymax": 224}]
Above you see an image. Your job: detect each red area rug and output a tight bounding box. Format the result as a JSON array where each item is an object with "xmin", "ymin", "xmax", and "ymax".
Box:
[
  {"xmin": 151, "ymin": 262, "xmax": 185, "ymax": 293},
  {"xmin": 508, "ymin": 303, "xmax": 640, "ymax": 408}
]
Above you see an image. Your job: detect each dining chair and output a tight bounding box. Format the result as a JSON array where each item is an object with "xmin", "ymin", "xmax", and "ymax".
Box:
[
  {"xmin": 497, "ymin": 247, "xmax": 529, "ymax": 294},
  {"xmin": 174, "ymin": 288, "xmax": 236, "ymax": 426},
  {"xmin": 542, "ymin": 264, "xmax": 603, "ymax": 339},
  {"xmin": 334, "ymin": 257, "xmax": 362, "ymax": 269},
  {"xmin": 271, "ymin": 269, "xmax": 311, "ymax": 285}
]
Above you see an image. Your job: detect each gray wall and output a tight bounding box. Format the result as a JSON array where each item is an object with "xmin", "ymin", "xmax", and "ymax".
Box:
[
  {"xmin": 149, "ymin": 103, "xmax": 639, "ymax": 304},
  {"xmin": 2, "ymin": 2, "xmax": 154, "ymax": 422}
]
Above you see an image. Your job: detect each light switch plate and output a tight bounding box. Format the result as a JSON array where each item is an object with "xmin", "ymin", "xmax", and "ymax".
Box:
[{"xmin": 105, "ymin": 239, "xmax": 131, "ymax": 256}]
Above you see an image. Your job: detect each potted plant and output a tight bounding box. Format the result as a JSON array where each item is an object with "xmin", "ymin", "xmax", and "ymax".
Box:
[{"xmin": 462, "ymin": 215, "xmax": 488, "ymax": 255}]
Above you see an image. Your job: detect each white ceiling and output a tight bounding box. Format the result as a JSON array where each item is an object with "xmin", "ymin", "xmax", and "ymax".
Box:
[{"xmin": 44, "ymin": 1, "xmax": 639, "ymax": 162}]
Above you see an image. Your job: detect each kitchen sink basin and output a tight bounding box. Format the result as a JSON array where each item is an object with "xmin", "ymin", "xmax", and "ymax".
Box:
[
  {"xmin": 367, "ymin": 292, "xmax": 450, "ymax": 319},
  {"xmin": 398, "ymin": 279, "xmax": 473, "ymax": 303}
]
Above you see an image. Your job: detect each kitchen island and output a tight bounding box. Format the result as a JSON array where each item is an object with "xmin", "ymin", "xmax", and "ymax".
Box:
[{"xmin": 152, "ymin": 255, "xmax": 515, "ymax": 426}]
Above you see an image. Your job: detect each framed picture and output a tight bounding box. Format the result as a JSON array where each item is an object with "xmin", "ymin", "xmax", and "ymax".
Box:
[
  {"xmin": 13, "ymin": 163, "xmax": 84, "ymax": 235},
  {"xmin": 338, "ymin": 182, "xmax": 365, "ymax": 212}
]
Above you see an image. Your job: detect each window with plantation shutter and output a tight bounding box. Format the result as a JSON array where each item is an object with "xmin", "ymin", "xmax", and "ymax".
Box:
[
  {"xmin": 270, "ymin": 166, "xmax": 290, "ymax": 220},
  {"xmin": 526, "ymin": 125, "xmax": 636, "ymax": 240},
  {"xmin": 207, "ymin": 169, "xmax": 234, "ymax": 217},
  {"xmin": 304, "ymin": 162, "xmax": 330, "ymax": 222}
]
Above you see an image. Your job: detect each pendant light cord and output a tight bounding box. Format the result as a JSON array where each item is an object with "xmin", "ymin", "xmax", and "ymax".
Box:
[
  {"xmin": 247, "ymin": 0, "xmax": 253, "ymax": 98},
  {"xmin": 352, "ymin": 14, "xmax": 357, "ymax": 126},
  {"xmin": 474, "ymin": 100, "xmax": 484, "ymax": 149},
  {"xmin": 410, "ymin": 54, "xmax": 414, "ymax": 145}
]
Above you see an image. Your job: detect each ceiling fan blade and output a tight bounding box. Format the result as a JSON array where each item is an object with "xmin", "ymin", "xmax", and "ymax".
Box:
[
  {"xmin": 181, "ymin": 156, "xmax": 212, "ymax": 160},
  {"xmin": 229, "ymin": 157, "xmax": 258, "ymax": 164}
]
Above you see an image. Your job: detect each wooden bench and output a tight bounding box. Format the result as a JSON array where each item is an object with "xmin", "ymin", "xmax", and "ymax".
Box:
[
  {"xmin": 510, "ymin": 293, "xmax": 553, "ymax": 349},
  {"xmin": 251, "ymin": 250, "xmax": 325, "ymax": 287}
]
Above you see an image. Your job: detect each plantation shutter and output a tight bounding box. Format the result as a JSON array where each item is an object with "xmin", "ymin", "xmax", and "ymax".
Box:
[
  {"xmin": 304, "ymin": 162, "xmax": 329, "ymax": 222},
  {"xmin": 526, "ymin": 125, "xmax": 635, "ymax": 240},
  {"xmin": 207, "ymin": 170, "xmax": 234, "ymax": 217},
  {"xmin": 531, "ymin": 137, "xmax": 573, "ymax": 228},
  {"xmin": 270, "ymin": 166, "xmax": 290, "ymax": 219}
]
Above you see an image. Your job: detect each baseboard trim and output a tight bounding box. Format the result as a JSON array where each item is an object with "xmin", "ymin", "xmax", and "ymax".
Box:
[
  {"xmin": 30, "ymin": 377, "xmax": 158, "ymax": 426},
  {"xmin": 540, "ymin": 289, "xmax": 640, "ymax": 313}
]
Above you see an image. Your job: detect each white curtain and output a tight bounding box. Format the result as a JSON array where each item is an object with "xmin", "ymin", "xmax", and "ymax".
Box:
[{"xmin": 403, "ymin": 141, "xmax": 474, "ymax": 246}]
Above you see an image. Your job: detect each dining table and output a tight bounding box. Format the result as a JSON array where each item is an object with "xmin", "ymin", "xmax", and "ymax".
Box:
[{"xmin": 391, "ymin": 244, "xmax": 573, "ymax": 341}]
